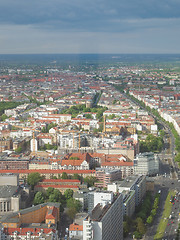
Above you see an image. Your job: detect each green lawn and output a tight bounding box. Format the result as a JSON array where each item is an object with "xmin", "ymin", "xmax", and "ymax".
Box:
[{"xmin": 154, "ymin": 190, "xmax": 176, "ymax": 240}]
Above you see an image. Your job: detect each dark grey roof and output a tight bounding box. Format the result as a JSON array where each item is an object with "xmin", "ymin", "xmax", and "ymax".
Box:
[{"xmin": 0, "ymin": 185, "xmax": 21, "ymax": 198}]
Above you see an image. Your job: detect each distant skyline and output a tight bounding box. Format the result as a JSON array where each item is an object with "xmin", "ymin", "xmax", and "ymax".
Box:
[{"xmin": 1, "ymin": 0, "xmax": 180, "ymax": 54}]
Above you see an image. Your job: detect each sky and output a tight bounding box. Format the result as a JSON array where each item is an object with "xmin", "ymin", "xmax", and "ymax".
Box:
[{"xmin": 0, "ymin": 0, "xmax": 180, "ymax": 54}]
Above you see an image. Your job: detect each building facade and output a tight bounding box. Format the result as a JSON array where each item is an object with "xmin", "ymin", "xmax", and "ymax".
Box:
[
  {"xmin": 134, "ymin": 152, "xmax": 159, "ymax": 176},
  {"xmin": 83, "ymin": 193, "xmax": 123, "ymax": 240}
]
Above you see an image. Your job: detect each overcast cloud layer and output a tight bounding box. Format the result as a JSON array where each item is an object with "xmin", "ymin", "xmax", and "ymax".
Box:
[{"xmin": 0, "ymin": 0, "xmax": 180, "ymax": 53}]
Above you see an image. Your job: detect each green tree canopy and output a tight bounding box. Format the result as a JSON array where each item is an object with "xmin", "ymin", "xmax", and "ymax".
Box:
[
  {"xmin": 84, "ymin": 176, "xmax": 97, "ymax": 187},
  {"xmin": 67, "ymin": 198, "xmax": 82, "ymax": 212},
  {"xmin": 66, "ymin": 207, "xmax": 77, "ymax": 220},
  {"xmin": 146, "ymin": 215, "xmax": 153, "ymax": 224},
  {"xmin": 136, "ymin": 217, "xmax": 146, "ymax": 235},
  {"xmin": 64, "ymin": 189, "xmax": 74, "ymax": 200},
  {"xmin": 46, "ymin": 187, "xmax": 54, "ymax": 197},
  {"xmin": 123, "ymin": 221, "xmax": 130, "ymax": 237},
  {"xmin": 27, "ymin": 172, "xmax": 42, "ymax": 189},
  {"xmin": 61, "ymin": 172, "xmax": 68, "ymax": 179},
  {"xmin": 48, "ymin": 189, "xmax": 62, "ymax": 202},
  {"xmin": 140, "ymin": 134, "xmax": 163, "ymax": 153},
  {"xmin": 15, "ymin": 146, "xmax": 22, "ymax": 154},
  {"xmin": 0, "ymin": 114, "xmax": 8, "ymax": 121},
  {"xmin": 85, "ymin": 113, "xmax": 93, "ymax": 119},
  {"xmin": 72, "ymin": 173, "xmax": 81, "ymax": 180},
  {"xmin": 33, "ymin": 192, "xmax": 45, "ymax": 205}
]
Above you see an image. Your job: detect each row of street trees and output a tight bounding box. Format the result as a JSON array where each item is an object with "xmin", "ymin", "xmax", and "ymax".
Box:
[
  {"xmin": 127, "ymin": 91, "xmax": 180, "ymax": 164},
  {"xmin": 123, "ymin": 191, "xmax": 160, "ymax": 239},
  {"xmin": 146, "ymin": 193, "xmax": 160, "ymax": 225}
]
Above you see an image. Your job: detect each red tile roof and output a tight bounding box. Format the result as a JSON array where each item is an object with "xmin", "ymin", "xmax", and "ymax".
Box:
[
  {"xmin": 36, "ymin": 184, "xmax": 79, "ymax": 189},
  {"xmin": 0, "ymin": 169, "xmax": 95, "ymax": 174},
  {"xmin": 69, "ymin": 223, "xmax": 83, "ymax": 231},
  {"xmin": 45, "ymin": 206, "xmax": 57, "ymax": 219},
  {"xmin": 41, "ymin": 179, "xmax": 80, "ymax": 183}
]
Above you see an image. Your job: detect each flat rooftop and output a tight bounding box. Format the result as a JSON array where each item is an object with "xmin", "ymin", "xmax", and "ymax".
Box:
[
  {"xmin": 118, "ymin": 175, "xmax": 142, "ymax": 188},
  {"xmin": 0, "ymin": 185, "xmax": 20, "ymax": 198}
]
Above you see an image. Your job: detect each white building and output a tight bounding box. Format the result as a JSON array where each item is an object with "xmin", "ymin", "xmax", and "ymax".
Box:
[
  {"xmin": 88, "ymin": 191, "xmax": 114, "ymax": 214},
  {"xmin": 83, "ymin": 193, "xmax": 123, "ymax": 240},
  {"xmin": 30, "ymin": 138, "xmax": 38, "ymax": 152}
]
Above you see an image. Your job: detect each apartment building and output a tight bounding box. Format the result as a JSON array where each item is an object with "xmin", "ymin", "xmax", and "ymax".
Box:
[
  {"xmin": 118, "ymin": 175, "xmax": 146, "ymax": 206},
  {"xmin": 83, "ymin": 193, "xmax": 123, "ymax": 240},
  {"xmin": 95, "ymin": 168, "xmax": 122, "ymax": 188}
]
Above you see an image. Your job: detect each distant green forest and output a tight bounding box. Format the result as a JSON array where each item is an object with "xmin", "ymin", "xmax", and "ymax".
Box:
[{"xmin": 0, "ymin": 101, "xmax": 21, "ymax": 116}]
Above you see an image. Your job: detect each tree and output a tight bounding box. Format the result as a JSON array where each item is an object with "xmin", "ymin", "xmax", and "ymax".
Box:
[
  {"xmin": 15, "ymin": 146, "xmax": 22, "ymax": 153},
  {"xmin": 84, "ymin": 176, "xmax": 97, "ymax": 187},
  {"xmin": 159, "ymin": 129, "xmax": 165, "ymax": 138},
  {"xmin": 48, "ymin": 189, "xmax": 62, "ymax": 202},
  {"xmin": 108, "ymin": 114, "xmax": 116, "ymax": 119},
  {"xmin": 64, "ymin": 189, "xmax": 73, "ymax": 200},
  {"xmin": 33, "ymin": 192, "xmax": 45, "ymax": 205},
  {"xmin": 151, "ymin": 209, "xmax": 156, "ymax": 216},
  {"xmin": 47, "ymin": 122, "xmax": 57, "ymax": 132},
  {"xmin": 72, "ymin": 173, "xmax": 81, "ymax": 180},
  {"xmin": 123, "ymin": 221, "xmax": 130, "ymax": 237},
  {"xmin": 146, "ymin": 215, "xmax": 153, "ymax": 224},
  {"xmin": 137, "ymin": 211, "xmax": 146, "ymax": 221},
  {"xmin": 66, "ymin": 198, "xmax": 82, "ymax": 219},
  {"xmin": 67, "ymin": 198, "xmax": 82, "ymax": 212},
  {"xmin": 136, "ymin": 217, "xmax": 146, "ymax": 235},
  {"xmin": 27, "ymin": 172, "xmax": 42, "ymax": 190},
  {"xmin": 85, "ymin": 113, "xmax": 92, "ymax": 119},
  {"xmin": 175, "ymin": 153, "xmax": 180, "ymax": 163},
  {"xmin": 1, "ymin": 114, "xmax": 8, "ymax": 121},
  {"xmin": 133, "ymin": 231, "xmax": 142, "ymax": 239},
  {"xmin": 140, "ymin": 134, "xmax": 163, "ymax": 153},
  {"xmin": 66, "ymin": 207, "xmax": 77, "ymax": 220},
  {"xmin": 46, "ymin": 187, "xmax": 54, "ymax": 197},
  {"xmin": 61, "ymin": 172, "xmax": 68, "ymax": 179},
  {"xmin": 41, "ymin": 126, "xmax": 48, "ymax": 133}
]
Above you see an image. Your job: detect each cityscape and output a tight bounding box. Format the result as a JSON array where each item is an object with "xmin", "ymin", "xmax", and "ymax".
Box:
[{"xmin": 0, "ymin": 54, "xmax": 179, "ymax": 240}]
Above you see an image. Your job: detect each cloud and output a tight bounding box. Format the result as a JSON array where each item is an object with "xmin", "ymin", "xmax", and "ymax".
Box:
[
  {"xmin": 0, "ymin": 0, "xmax": 180, "ymax": 53},
  {"xmin": 0, "ymin": 0, "xmax": 180, "ymax": 32},
  {"xmin": 0, "ymin": 18, "xmax": 180, "ymax": 54}
]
